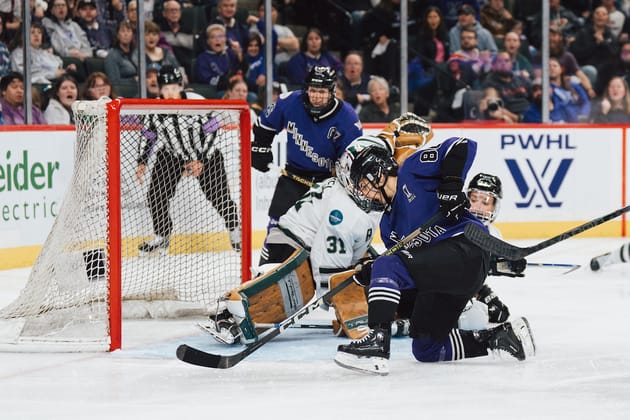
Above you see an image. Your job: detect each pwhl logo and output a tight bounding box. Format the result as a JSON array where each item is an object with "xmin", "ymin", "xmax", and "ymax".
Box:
[{"xmin": 505, "ymin": 158, "xmax": 572, "ymax": 208}]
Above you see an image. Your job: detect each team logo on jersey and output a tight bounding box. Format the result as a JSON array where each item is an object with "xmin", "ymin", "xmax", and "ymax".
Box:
[
  {"xmin": 506, "ymin": 158, "xmax": 572, "ymax": 208},
  {"xmin": 327, "ymin": 127, "xmax": 341, "ymax": 142},
  {"xmin": 402, "ymin": 184, "xmax": 416, "ymax": 203},
  {"xmin": 419, "ymin": 149, "xmax": 438, "ymax": 163},
  {"xmin": 329, "ymin": 209, "xmax": 343, "ymax": 225},
  {"xmin": 264, "ymin": 102, "xmax": 276, "ymax": 118}
]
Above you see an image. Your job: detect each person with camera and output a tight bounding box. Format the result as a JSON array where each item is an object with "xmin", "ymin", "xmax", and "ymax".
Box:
[
  {"xmin": 482, "ymin": 51, "xmax": 532, "ymax": 121},
  {"xmin": 479, "ymin": 86, "xmax": 519, "ymax": 122}
]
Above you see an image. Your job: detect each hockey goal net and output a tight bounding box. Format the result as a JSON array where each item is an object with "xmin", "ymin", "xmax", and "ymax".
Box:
[{"xmin": 0, "ymin": 98, "xmax": 251, "ymax": 351}]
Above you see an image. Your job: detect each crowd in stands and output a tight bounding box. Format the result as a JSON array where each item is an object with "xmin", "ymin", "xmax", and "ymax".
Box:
[{"xmin": 2, "ymin": 0, "xmax": 630, "ymax": 125}]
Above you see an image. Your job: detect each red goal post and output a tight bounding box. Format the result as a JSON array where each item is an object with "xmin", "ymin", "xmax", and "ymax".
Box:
[{"xmin": 0, "ymin": 98, "xmax": 252, "ymax": 351}]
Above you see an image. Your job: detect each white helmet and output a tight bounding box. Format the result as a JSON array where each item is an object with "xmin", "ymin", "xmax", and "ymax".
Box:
[{"xmin": 336, "ymin": 135, "xmax": 390, "ymax": 212}]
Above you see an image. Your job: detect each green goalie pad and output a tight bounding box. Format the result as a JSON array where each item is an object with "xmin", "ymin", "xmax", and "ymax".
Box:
[{"xmin": 225, "ymin": 249, "xmax": 315, "ymax": 342}]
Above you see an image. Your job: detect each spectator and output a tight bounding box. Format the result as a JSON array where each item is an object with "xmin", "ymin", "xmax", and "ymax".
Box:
[
  {"xmin": 448, "ymin": 26, "xmax": 493, "ymax": 81},
  {"xmin": 42, "ymin": 0, "xmax": 92, "ymax": 60},
  {"xmin": 44, "ymin": 74, "xmax": 79, "ymax": 124},
  {"xmin": 250, "ymin": 0, "xmax": 298, "ymax": 67},
  {"xmin": 569, "ymin": 6, "xmax": 618, "ymax": 91},
  {"xmin": 93, "ymin": 0, "xmax": 124, "ymax": 36},
  {"xmin": 596, "ymin": 41, "xmax": 630, "ymax": 95},
  {"xmin": 75, "ymin": 0, "xmax": 112, "ymax": 58},
  {"xmin": 476, "ymin": 86, "xmax": 519, "ymax": 122},
  {"xmin": 10, "ymin": 22, "xmax": 77, "ymax": 84},
  {"xmin": 160, "ymin": 0, "xmax": 195, "ymax": 76},
  {"xmin": 523, "ymin": 78, "xmax": 548, "ymax": 123},
  {"xmin": 601, "ymin": 0, "xmax": 626, "ymax": 39},
  {"xmin": 360, "ymin": 0, "xmax": 403, "ymax": 87},
  {"xmin": 244, "ymin": 32, "xmax": 265, "ymax": 100},
  {"xmin": 285, "ymin": 27, "xmax": 342, "ymax": 87},
  {"xmin": 482, "ymin": 51, "xmax": 532, "ymax": 120},
  {"xmin": 211, "ymin": 0, "xmax": 249, "ymax": 51},
  {"xmin": 532, "ymin": 26, "xmax": 596, "ymax": 98},
  {"xmin": 417, "ymin": 0, "xmax": 480, "ymax": 30},
  {"xmin": 126, "ymin": 0, "xmax": 138, "ymax": 33},
  {"xmin": 80, "ymin": 71, "xmax": 117, "ymax": 99},
  {"xmin": 503, "ymin": 31, "xmax": 532, "ymax": 80},
  {"xmin": 194, "ymin": 23, "xmax": 247, "ymax": 92},
  {"xmin": 0, "ymin": 72, "xmax": 47, "ymax": 125},
  {"xmin": 530, "ymin": 0, "xmax": 582, "ymax": 48},
  {"xmin": 146, "ymin": 62, "xmax": 161, "ymax": 98},
  {"xmin": 480, "ymin": 0, "xmax": 514, "ymax": 42},
  {"xmin": 104, "ymin": 19, "xmax": 136, "ymax": 84},
  {"xmin": 222, "ymin": 75, "xmax": 258, "ymax": 126},
  {"xmin": 548, "ymin": 57, "xmax": 590, "ymax": 122},
  {"xmin": 136, "ymin": 20, "xmax": 186, "ymax": 83},
  {"xmin": 589, "ymin": 76, "xmax": 630, "ymax": 123},
  {"xmin": 0, "ymin": 0, "xmax": 20, "ymax": 43},
  {"xmin": 449, "ymin": 4, "xmax": 498, "ymax": 55},
  {"xmin": 358, "ymin": 76, "xmax": 400, "ymax": 122},
  {"xmin": 416, "ymin": 5, "xmax": 450, "ymax": 66},
  {"xmin": 338, "ymin": 51, "xmax": 370, "ymax": 111},
  {"xmin": 412, "ymin": 5, "xmax": 450, "ymax": 116},
  {"xmin": 0, "ymin": 15, "xmax": 10, "ymax": 77},
  {"xmin": 31, "ymin": 0, "xmax": 48, "ymax": 23}
]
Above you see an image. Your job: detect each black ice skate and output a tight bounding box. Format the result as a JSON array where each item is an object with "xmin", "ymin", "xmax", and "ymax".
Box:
[
  {"xmin": 334, "ymin": 327, "xmax": 391, "ymax": 375},
  {"xmin": 138, "ymin": 236, "xmax": 170, "ymax": 255},
  {"xmin": 228, "ymin": 228, "xmax": 241, "ymax": 252},
  {"xmin": 197, "ymin": 310, "xmax": 241, "ymax": 345},
  {"xmin": 590, "ymin": 252, "xmax": 610, "ymax": 271},
  {"xmin": 477, "ymin": 317, "xmax": 536, "ymax": 361}
]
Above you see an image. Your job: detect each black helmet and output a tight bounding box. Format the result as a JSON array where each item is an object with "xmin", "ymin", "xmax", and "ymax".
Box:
[
  {"xmin": 467, "ymin": 173, "xmax": 503, "ymax": 224},
  {"xmin": 302, "ymin": 66, "xmax": 337, "ymax": 119},
  {"xmin": 349, "ymin": 146, "xmax": 398, "ymax": 212},
  {"xmin": 468, "ymin": 173, "xmax": 503, "ymax": 198},
  {"xmin": 158, "ymin": 65, "xmax": 183, "ymax": 88}
]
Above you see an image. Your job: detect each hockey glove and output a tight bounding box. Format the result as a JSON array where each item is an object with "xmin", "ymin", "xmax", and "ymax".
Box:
[
  {"xmin": 477, "ymin": 284, "xmax": 510, "ymax": 323},
  {"xmin": 437, "ymin": 176, "xmax": 470, "ymax": 223},
  {"xmin": 352, "ymin": 257, "xmax": 374, "ymax": 287},
  {"xmin": 489, "ymin": 256, "xmax": 527, "ymax": 278},
  {"xmin": 251, "ymin": 141, "xmax": 273, "ymax": 172}
]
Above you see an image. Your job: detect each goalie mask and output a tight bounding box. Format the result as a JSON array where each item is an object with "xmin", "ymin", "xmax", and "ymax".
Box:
[
  {"xmin": 302, "ymin": 66, "xmax": 337, "ymax": 119},
  {"xmin": 336, "ymin": 136, "xmax": 389, "ymax": 212},
  {"xmin": 349, "ymin": 145, "xmax": 398, "ymax": 213},
  {"xmin": 467, "ymin": 173, "xmax": 503, "ymax": 224}
]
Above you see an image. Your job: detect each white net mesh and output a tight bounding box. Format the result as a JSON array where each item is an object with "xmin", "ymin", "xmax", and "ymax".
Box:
[{"xmin": 0, "ymin": 98, "xmax": 248, "ymax": 351}]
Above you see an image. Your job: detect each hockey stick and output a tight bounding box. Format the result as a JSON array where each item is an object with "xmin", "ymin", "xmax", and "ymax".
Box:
[
  {"xmin": 526, "ymin": 262, "xmax": 581, "ymax": 275},
  {"xmin": 465, "ymin": 205, "xmax": 630, "ymax": 260},
  {"xmin": 176, "ymin": 212, "xmax": 445, "ymax": 369}
]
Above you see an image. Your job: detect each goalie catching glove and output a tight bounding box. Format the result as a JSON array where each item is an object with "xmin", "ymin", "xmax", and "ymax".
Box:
[
  {"xmin": 489, "ymin": 256, "xmax": 527, "ymax": 278},
  {"xmin": 377, "ymin": 112, "xmax": 434, "ymax": 150}
]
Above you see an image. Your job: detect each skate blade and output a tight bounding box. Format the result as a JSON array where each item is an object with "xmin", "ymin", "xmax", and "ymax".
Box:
[
  {"xmin": 196, "ymin": 322, "xmax": 238, "ymax": 345},
  {"xmin": 138, "ymin": 248, "xmax": 168, "ymax": 257},
  {"xmin": 334, "ymin": 351, "xmax": 389, "ymax": 376},
  {"xmin": 512, "ymin": 317, "xmax": 536, "ymax": 359}
]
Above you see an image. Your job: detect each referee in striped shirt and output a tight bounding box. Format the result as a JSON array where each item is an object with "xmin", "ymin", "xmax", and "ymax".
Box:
[{"xmin": 135, "ymin": 65, "xmax": 241, "ymax": 253}]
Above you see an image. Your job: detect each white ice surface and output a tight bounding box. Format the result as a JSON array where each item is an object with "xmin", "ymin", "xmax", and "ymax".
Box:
[{"xmin": 1, "ymin": 238, "xmax": 630, "ymax": 420}]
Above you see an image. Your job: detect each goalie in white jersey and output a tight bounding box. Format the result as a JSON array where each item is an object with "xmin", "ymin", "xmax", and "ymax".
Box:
[{"xmin": 202, "ymin": 114, "xmax": 435, "ymax": 345}]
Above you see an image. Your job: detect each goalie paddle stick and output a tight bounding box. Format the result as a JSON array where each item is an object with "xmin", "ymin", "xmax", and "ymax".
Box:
[
  {"xmin": 465, "ymin": 205, "xmax": 630, "ymax": 260},
  {"xmin": 176, "ymin": 212, "xmax": 445, "ymax": 369}
]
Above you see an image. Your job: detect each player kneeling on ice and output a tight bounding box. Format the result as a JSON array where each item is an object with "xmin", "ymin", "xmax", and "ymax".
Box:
[
  {"xmin": 334, "ymin": 139, "xmax": 536, "ymax": 376},
  {"xmin": 203, "ymin": 114, "xmax": 436, "ymax": 345}
]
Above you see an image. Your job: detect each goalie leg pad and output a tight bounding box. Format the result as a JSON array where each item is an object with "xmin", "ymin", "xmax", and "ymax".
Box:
[
  {"xmin": 225, "ymin": 249, "xmax": 315, "ymax": 343},
  {"xmin": 329, "ymin": 270, "xmax": 369, "ymax": 339}
]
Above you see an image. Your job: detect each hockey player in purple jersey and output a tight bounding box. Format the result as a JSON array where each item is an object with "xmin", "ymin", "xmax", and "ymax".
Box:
[
  {"xmin": 334, "ymin": 138, "xmax": 535, "ymax": 375},
  {"xmin": 251, "ymin": 66, "xmax": 363, "ymax": 261}
]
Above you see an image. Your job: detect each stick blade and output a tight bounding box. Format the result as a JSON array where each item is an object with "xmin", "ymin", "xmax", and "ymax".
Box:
[
  {"xmin": 463, "ymin": 223, "xmax": 526, "ymax": 260},
  {"xmin": 176, "ymin": 344, "xmax": 233, "ymax": 369}
]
